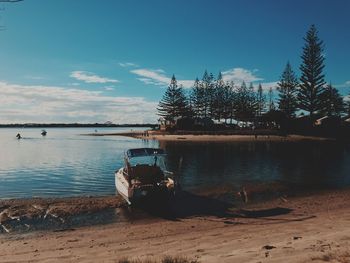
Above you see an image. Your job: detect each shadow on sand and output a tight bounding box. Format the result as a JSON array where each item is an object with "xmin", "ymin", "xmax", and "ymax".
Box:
[{"xmin": 128, "ymin": 191, "xmax": 295, "ymax": 223}]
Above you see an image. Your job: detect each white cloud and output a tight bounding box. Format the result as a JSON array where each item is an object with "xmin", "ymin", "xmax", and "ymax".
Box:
[
  {"xmin": 131, "ymin": 69, "xmax": 170, "ymax": 86},
  {"xmin": 222, "ymin": 68, "xmax": 263, "ymax": 84},
  {"xmin": 119, "ymin": 62, "xmax": 138, "ymax": 68},
  {"xmin": 130, "ymin": 68, "xmax": 194, "ymax": 88},
  {"xmin": 221, "ymin": 68, "xmax": 278, "ymax": 91},
  {"xmin": 130, "ymin": 66, "xmax": 275, "ymax": 91},
  {"xmin": 68, "ymin": 82, "xmax": 80, "ymax": 86},
  {"xmin": 178, "ymin": 80, "xmax": 195, "ymax": 88},
  {"xmin": 103, "ymin": 85, "xmax": 115, "ymax": 91},
  {"xmin": 260, "ymin": 81, "xmax": 279, "ymax": 91},
  {"xmin": 0, "ymin": 82, "xmax": 156, "ymax": 123},
  {"xmin": 70, "ymin": 71, "xmax": 119, "ymax": 84},
  {"xmin": 334, "ymin": 80, "xmax": 350, "ymax": 89}
]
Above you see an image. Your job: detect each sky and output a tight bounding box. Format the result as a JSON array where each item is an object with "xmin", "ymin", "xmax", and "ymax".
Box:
[{"xmin": 0, "ymin": 0, "xmax": 349, "ymax": 123}]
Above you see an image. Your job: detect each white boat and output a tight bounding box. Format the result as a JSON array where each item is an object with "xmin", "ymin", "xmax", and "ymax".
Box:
[{"xmin": 115, "ymin": 148, "xmax": 176, "ymax": 205}]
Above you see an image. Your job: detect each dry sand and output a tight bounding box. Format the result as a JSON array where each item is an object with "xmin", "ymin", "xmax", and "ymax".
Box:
[{"xmin": 0, "ymin": 190, "xmax": 349, "ymax": 262}]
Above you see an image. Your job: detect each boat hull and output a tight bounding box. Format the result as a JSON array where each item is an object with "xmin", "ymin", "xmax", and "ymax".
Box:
[
  {"xmin": 115, "ymin": 168, "xmax": 132, "ymax": 204},
  {"xmin": 115, "ymin": 168, "xmax": 174, "ymax": 205}
]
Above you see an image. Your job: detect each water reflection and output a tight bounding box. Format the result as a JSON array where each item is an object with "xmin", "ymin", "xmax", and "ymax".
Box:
[
  {"xmin": 0, "ymin": 128, "xmax": 156, "ymax": 198},
  {"xmin": 0, "ymin": 128, "xmax": 349, "ymax": 199},
  {"xmin": 159, "ymin": 140, "xmax": 350, "ymax": 192}
]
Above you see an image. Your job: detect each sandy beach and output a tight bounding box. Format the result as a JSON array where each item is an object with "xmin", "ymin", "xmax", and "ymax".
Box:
[{"xmin": 1, "ymin": 189, "xmax": 349, "ymax": 263}]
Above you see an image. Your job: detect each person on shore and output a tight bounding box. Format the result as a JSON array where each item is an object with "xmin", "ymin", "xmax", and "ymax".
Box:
[{"xmin": 238, "ymin": 186, "xmax": 248, "ymax": 203}]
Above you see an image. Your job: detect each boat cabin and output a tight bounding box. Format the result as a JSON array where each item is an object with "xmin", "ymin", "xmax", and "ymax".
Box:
[{"xmin": 123, "ymin": 148, "xmax": 167, "ymax": 185}]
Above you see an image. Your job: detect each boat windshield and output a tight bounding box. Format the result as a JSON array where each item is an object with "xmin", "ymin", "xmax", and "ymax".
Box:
[
  {"xmin": 126, "ymin": 148, "xmax": 165, "ymax": 158},
  {"xmin": 125, "ymin": 148, "xmax": 171, "ymax": 174},
  {"xmin": 128, "ymin": 155, "xmax": 167, "ymax": 170}
]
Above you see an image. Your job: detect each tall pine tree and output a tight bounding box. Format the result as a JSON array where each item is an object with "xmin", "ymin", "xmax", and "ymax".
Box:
[
  {"xmin": 223, "ymin": 81, "xmax": 235, "ymax": 123},
  {"xmin": 248, "ymin": 83, "xmax": 258, "ymax": 116},
  {"xmin": 256, "ymin": 83, "xmax": 266, "ymax": 117},
  {"xmin": 298, "ymin": 25, "xmax": 326, "ymax": 116},
  {"xmin": 268, "ymin": 87, "xmax": 275, "ymax": 111},
  {"xmin": 277, "ymin": 62, "xmax": 299, "ymax": 118},
  {"xmin": 234, "ymin": 81, "xmax": 256, "ymax": 121},
  {"xmin": 212, "ymin": 72, "xmax": 225, "ymax": 121},
  {"xmin": 190, "ymin": 77, "xmax": 204, "ymax": 118},
  {"xmin": 346, "ymin": 99, "xmax": 350, "ymax": 117},
  {"xmin": 157, "ymin": 75, "xmax": 188, "ymax": 122},
  {"xmin": 319, "ymin": 83, "xmax": 344, "ymax": 117}
]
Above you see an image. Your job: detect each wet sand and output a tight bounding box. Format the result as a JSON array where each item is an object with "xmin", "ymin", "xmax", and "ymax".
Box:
[
  {"xmin": 0, "ymin": 189, "xmax": 349, "ymax": 262},
  {"xmin": 0, "ymin": 196, "xmax": 125, "ymax": 234}
]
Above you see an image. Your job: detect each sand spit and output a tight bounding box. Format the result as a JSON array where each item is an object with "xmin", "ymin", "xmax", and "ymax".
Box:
[{"xmin": 82, "ymin": 131, "xmax": 334, "ymax": 142}]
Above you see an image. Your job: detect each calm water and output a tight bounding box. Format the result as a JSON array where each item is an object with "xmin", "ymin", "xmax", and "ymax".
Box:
[
  {"xmin": 0, "ymin": 128, "xmax": 156, "ymax": 199},
  {"xmin": 0, "ymin": 128, "xmax": 350, "ymax": 199}
]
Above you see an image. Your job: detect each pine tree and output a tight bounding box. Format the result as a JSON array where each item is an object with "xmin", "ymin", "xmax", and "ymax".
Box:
[
  {"xmin": 256, "ymin": 83, "xmax": 266, "ymax": 117},
  {"xmin": 248, "ymin": 83, "xmax": 258, "ymax": 116},
  {"xmin": 157, "ymin": 75, "xmax": 188, "ymax": 122},
  {"xmin": 268, "ymin": 87, "xmax": 275, "ymax": 111},
  {"xmin": 190, "ymin": 78, "xmax": 204, "ymax": 118},
  {"xmin": 208, "ymin": 72, "xmax": 216, "ymax": 119},
  {"xmin": 298, "ymin": 25, "xmax": 326, "ymax": 116},
  {"xmin": 212, "ymin": 72, "xmax": 225, "ymax": 121},
  {"xmin": 200, "ymin": 70, "xmax": 215, "ymax": 118},
  {"xmin": 234, "ymin": 81, "xmax": 256, "ymax": 121},
  {"xmin": 319, "ymin": 83, "xmax": 344, "ymax": 117},
  {"xmin": 345, "ymin": 99, "xmax": 350, "ymax": 117},
  {"xmin": 223, "ymin": 81, "xmax": 235, "ymax": 123},
  {"xmin": 277, "ymin": 62, "xmax": 299, "ymax": 118}
]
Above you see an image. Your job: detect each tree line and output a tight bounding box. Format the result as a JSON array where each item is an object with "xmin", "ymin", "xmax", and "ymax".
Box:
[{"xmin": 157, "ymin": 25, "xmax": 349, "ymax": 125}]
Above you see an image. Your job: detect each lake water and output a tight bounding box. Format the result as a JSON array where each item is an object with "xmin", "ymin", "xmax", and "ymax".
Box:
[{"xmin": 0, "ymin": 128, "xmax": 350, "ymax": 199}]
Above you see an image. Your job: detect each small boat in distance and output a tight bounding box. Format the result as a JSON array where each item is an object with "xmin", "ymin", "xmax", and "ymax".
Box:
[
  {"xmin": 115, "ymin": 148, "xmax": 176, "ymax": 205},
  {"xmin": 41, "ymin": 130, "xmax": 47, "ymax": 136}
]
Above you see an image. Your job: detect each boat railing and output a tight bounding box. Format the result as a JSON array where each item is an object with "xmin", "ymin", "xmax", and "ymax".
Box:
[{"xmin": 164, "ymin": 170, "xmax": 174, "ymax": 176}]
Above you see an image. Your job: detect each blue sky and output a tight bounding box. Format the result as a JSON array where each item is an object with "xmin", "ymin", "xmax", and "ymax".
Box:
[{"xmin": 0, "ymin": 0, "xmax": 349, "ymax": 123}]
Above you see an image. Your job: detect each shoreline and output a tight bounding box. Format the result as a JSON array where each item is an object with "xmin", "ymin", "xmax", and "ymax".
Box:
[
  {"xmin": 83, "ymin": 131, "xmax": 335, "ymax": 142},
  {"xmin": 137, "ymin": 134, "xmax": 335, "ymax": 142},
  {"xmin": 1, "ymin": 188, "xmax": 350, "ymax": 262}
]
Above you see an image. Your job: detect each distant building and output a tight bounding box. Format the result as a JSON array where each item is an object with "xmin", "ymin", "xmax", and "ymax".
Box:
[{"xmin": 158, "ymin": 117, "xmax": 176, "ymax": 131}]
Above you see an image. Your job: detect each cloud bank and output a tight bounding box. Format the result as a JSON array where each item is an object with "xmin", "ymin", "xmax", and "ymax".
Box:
[
  {"xmin": 130, "ymin": 67, "xmax": 276, "ymax": 91},
  {"xmin": 0, "ymin": 82, "xmax": 156, "ymax": 123}
]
